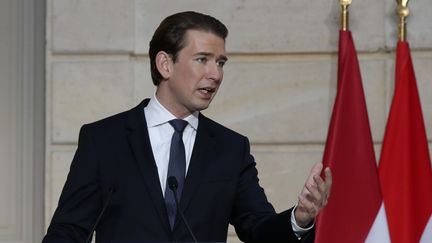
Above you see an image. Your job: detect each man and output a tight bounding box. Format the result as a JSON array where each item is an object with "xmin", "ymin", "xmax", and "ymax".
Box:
[{"xmin": 43, "ymin": 11, "xmax": 332, "ymax": 243}]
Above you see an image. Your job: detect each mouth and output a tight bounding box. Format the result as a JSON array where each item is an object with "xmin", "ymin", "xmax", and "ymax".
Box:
[
  {"xmin": 198, "ymin": 86, "xmax": 216, "ymax": 94},
  {"xmin": 197, "ymin": 87, "xmax": 216, "ymax": 99}
]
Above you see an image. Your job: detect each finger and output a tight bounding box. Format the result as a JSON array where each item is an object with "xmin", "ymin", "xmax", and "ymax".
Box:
[
  {"xmin": 324, "ymin": 167, "xmax": 333, "ymax": 197},
  {"xmin": 307, "ymin": 176, "xmax": 333, "ymax": 210},
  {"xmin": 299, "ymin": 187, "xmax": 317, "ymax": 208},
  {"xmin": 309, "ymin": 162, "xmax": 323, "ymax": 178},
  {"xmin": 312, "ymin": 177, "xmax": 327, "ymax": 207},
  {"xmin": 299, "ymin": 163, "xmax": 328, "ymax": 212},
  {"xmin": 304, "ymin": 162, "xmax": 323, "ymax": 188},
  {"xmin": 308, "ymin": 175, "xmax": 326, "ymax": 196},
  {"xmin": 313, "ymin": 174, "xmax": 326, "ymax": 195},
  {"xmin": 304, "ymin": 182, "xmax": 322, "ymax": 206},
  {"xmin": 324, "ymin": 167, "xmax": 332, "ymax": 187}
]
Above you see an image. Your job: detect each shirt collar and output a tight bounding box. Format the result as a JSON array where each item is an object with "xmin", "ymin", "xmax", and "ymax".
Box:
[{"xmin": 145, "ymin": 93, "xmax": 199, "ymax": 130}]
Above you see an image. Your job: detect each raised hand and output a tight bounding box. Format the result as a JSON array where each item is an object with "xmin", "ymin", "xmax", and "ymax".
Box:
[{"xmin": 295, "ymin": 162, "xmax": 332, "ymax": 227}]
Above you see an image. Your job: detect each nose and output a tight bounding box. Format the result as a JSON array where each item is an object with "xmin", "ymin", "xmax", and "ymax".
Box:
[{"xmin": 206, "ymin": 62, "xmax": 223, "ymax": 83}]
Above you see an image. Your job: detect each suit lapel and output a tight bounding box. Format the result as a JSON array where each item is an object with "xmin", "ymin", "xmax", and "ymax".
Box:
[{"xmin": 126, "ymin": 99, "xmax": 172, "ymax": 233}]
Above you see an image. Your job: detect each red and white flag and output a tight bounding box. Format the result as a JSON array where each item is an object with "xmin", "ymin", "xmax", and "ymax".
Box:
[
  {"xmin": 315, "ymin": 30, "xmax": 390, "ymax": 243},
  {"xmin": 379, "ymin": 41, "xmax": 432, "ymax": 243}
]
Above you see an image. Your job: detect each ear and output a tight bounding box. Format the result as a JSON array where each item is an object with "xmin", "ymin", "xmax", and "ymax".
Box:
[{"xmin": 155, "ymin": 51, "xmax": 172, "ymax": 80}]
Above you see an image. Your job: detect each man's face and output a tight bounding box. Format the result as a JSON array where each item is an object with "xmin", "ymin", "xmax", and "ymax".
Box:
[{"xmin": 156, "ymin": 29, "xmax": 227, "ymax": 118}]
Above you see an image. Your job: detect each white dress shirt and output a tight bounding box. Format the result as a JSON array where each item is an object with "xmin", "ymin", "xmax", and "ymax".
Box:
[{"xmin": 144, "ymin": 94, "xmax": 199, "ymax": 196}]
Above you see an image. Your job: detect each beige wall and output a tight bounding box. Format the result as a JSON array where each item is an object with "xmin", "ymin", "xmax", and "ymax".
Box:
[{"xmin": 45, "ymin": 0, "xmax": 432, "ymax": 241}]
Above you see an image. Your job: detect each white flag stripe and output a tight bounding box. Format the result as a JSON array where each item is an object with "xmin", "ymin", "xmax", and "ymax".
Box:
[
  {"xmin": 420, "ymin": 215, "xmax": 432, "ymax": 243},
  {"xmin": 365, "ymin": 203, "xmax": 391, "ymax": 243}
]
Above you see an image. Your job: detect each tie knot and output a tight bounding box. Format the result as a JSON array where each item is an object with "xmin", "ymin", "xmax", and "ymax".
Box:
[{"xmin": 169, "ymin": 119, "xmax": 188, "ymax": 133}]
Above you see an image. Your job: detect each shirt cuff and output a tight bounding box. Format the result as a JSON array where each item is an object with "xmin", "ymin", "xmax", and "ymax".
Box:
[{"xmin": 291, "ymin": 205, "xmax": 314, "ymax": 239}]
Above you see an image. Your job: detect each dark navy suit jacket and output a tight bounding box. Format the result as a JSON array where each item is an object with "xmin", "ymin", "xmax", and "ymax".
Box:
[{"xmin": 43, "ymin": 99, "xmax": 314, "ymax": 243}]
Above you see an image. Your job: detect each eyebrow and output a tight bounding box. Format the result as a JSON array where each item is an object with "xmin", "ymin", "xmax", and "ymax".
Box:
[{"xmin": 194, "ymin": 52, "xmax": 228, "ymax": 62}]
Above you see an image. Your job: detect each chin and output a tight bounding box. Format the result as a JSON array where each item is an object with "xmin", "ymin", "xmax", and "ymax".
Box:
[
  {"xmin": 193, "ymin": 103, "xmax": 210, "ymax": 112},
  {"xmin": 196, "ymin": 105, "xmax": 209, "ymax": 111},
  {"xmin": 191, "ymin": 99, "xmax": 213, "ymax": 111}
]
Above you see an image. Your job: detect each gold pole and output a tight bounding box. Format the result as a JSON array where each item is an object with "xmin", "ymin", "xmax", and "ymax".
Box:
[
  {"xmin": 396, "ymin": 0, "xmax": 410, "ymax": 41},
  {"xmin": 340, "ymin": 0, "xmax": 352, "ymax": 31}
]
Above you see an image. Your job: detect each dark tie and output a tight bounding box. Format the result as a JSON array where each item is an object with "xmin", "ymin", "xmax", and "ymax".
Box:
[{"xmin": 165, "ymin": 119, "xmax": 188, "ymax": 229}]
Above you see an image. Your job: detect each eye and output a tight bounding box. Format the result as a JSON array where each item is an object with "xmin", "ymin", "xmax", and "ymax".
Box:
[
  {"xmin": 217, "ymin": 60, "xmax": 227, "ymax": 68},
  {"xmin": 196, "ymin": 57, "xmax": 208, "ymax": 64}
]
